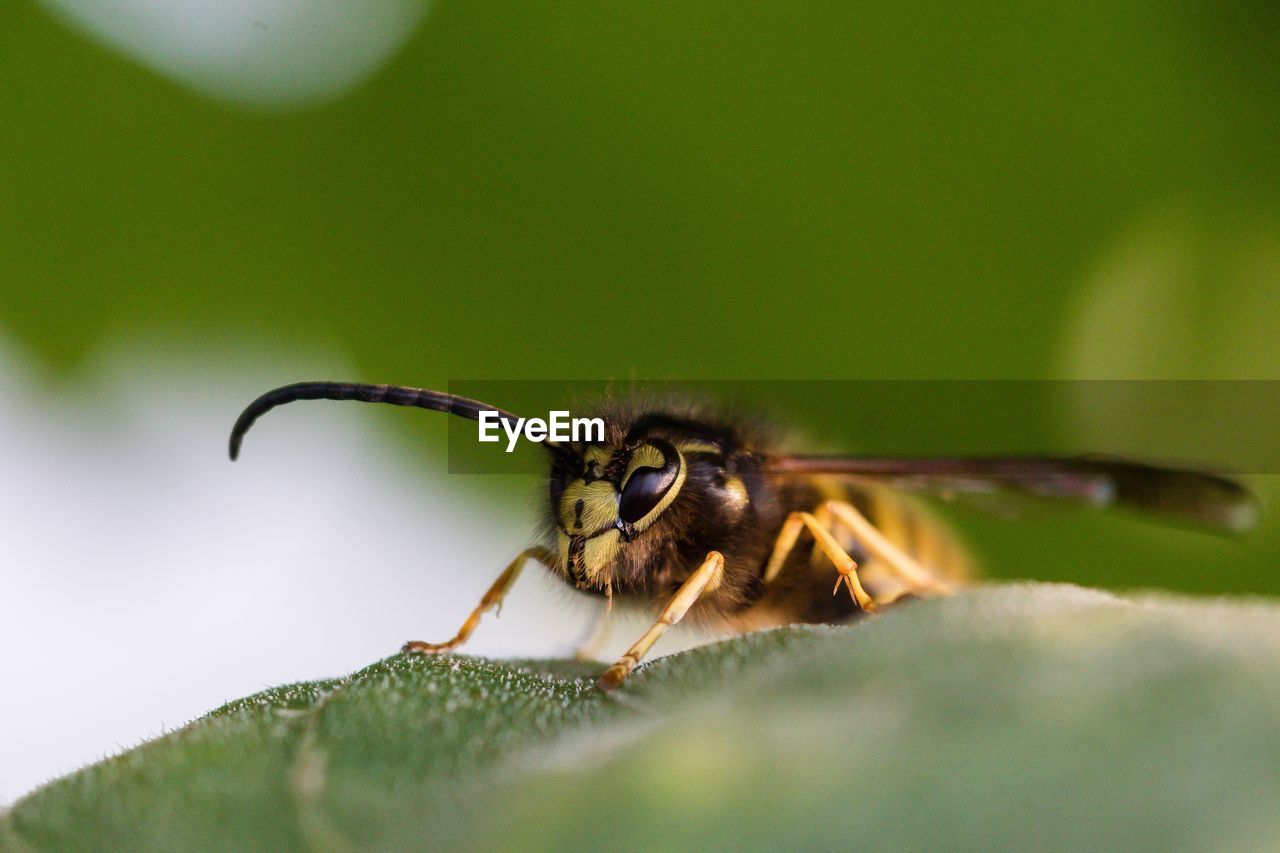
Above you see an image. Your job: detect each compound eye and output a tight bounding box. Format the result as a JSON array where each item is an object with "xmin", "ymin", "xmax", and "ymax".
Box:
[{"xmin": 618, "ymin": 441, "xmax": 681, "ymax": 525}]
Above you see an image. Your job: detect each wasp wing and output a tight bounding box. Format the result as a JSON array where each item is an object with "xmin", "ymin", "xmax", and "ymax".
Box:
[{"xmin": 763, "ymin": 455, "xmax": 1259, "ymax": 533}]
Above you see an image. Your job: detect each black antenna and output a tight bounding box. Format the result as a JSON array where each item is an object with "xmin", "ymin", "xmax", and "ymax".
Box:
[{"xmin": 229, "ymin": 381, "xmax": 571, "ymax": 461}]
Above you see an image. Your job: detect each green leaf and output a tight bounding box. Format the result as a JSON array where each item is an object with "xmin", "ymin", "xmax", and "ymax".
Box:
[{"xmin": 6, "ymin": 583, "xmax": 1280, "ymax": 850}]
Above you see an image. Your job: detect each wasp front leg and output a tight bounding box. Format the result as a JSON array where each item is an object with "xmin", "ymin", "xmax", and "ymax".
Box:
[
  {"xmin": 402, "ymin": 546, "xmax": 555, "ymax": 655},
  {"xmin": 598, "ymin": 551, "xmax": 725, "ymax": 690}
]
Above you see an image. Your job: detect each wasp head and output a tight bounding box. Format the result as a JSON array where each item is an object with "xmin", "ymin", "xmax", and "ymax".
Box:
[{"xmin": 546, "ymin": 410, "xmax": 757, "ymax": 594}]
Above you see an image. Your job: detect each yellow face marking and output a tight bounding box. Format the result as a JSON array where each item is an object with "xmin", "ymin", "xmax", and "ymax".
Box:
[
  {"xmin": 556, "ymin": 534, "xmax": 570, "ymax": 576},
  {"xmin": 582, "ymin": 530, "xmax": 621, "ymax": 583},
  {"xmin": 583, "ymin": 446, "xmax": 614, "ymax": 465},
  {"xmin": 553, "ymin": 528, "xmax": 621, "ymax": 588},
  {"xmin": 625, "ymin": 443, "xmax": 666, "ymax": 473},
  {"xmin": 674, "ymin": 439, "xmax": 720, "ymax": 455},
  {"xmin": 559, "ymin": 480, "xmax": 620, "ymax": 533}
]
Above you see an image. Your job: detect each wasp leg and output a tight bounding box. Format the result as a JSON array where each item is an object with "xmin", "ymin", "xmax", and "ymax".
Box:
[
  {"xmin": 598, "ymin": 551, "xmax": 725, "ymax": 690},
  {"xmin": 402, "ymin": 546, "xmax": 555, "ymax": 655},
  {"xmin": 763, "ymin": 511, "xmax": 878, "ymax": 611},
  {"xmin": 824, "ymin": 500, "xmax": 953, "ymax": 597},
  {"xmin": 573, "ymin": 603, "xmax": 613, "ymax": 661},
  {"xmin": 806, "ymin": 501, "xmax": 836, "ymax": 570}
]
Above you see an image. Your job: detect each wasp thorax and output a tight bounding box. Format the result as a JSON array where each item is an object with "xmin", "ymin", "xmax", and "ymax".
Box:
[{"xmin": 554, "ymin": 439, "xmax": 685, "ymax": 589}]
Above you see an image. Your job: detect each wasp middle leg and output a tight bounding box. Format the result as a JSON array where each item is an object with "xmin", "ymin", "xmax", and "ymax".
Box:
[
  {"xmin": 824, "ymin": 500, "xmax": 953, "ymax": 597},
  {"xmin": 402, "ymin": 546, "xmax": 555, "ymax": 655},
  {"xmin": 762, "ymin": 511, "xmax": 878, "ymax": 610}
]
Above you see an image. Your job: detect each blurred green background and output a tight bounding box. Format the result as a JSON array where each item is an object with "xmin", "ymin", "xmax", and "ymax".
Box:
[{"xmin": 2, "ymin": 1, "xmax": 1278, "ymax": 592}]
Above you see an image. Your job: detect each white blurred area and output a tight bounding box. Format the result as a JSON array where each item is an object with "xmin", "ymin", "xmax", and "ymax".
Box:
[
  {"xmin": 0, "ymin": 335, "xmax": 698, "ymax": 804},
  {"xmin": 37, "ymin": 0, "xmax": 430, "ymax": 108}
]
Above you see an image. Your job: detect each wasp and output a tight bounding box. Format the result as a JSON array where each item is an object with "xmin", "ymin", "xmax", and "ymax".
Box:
[{"xmin": 229, "ymin": 382, "xmax": 1259, "ymax": 690}]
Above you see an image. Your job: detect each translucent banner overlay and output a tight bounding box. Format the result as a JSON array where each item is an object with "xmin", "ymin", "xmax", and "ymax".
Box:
[{"xmin": 442, "ymin": 380, "xmax": 1280, "ymax": 476}]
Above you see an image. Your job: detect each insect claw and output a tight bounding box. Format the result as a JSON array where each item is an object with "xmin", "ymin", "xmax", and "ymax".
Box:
[
  {"xmin": 598, "ymin": 664, "xmax": 627, "ymax": 691},
  {"xmin": 401, "ymin": 640, "xmax": 453, "ymax": 655},
  {"xmin": 832, "ymin": 564, "xmax": 859, "ymax": 598},
  {"xmin": 841, "ymin": 575, "xmax": 859, "ymax": 605},
  {"xmin": 831, "ymin": 567, "xmax": 877, "ymax": 612}
]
